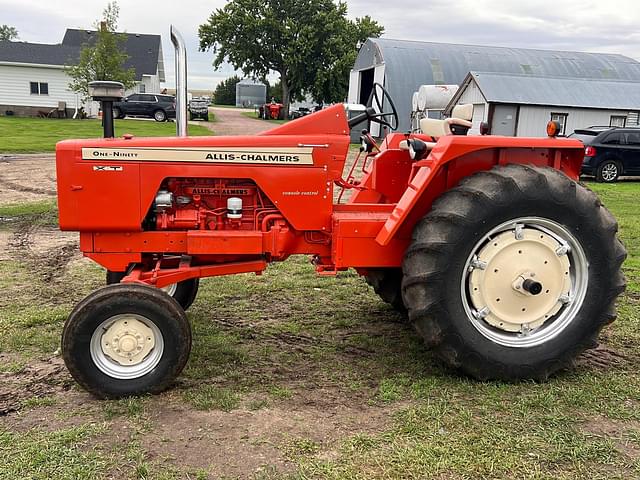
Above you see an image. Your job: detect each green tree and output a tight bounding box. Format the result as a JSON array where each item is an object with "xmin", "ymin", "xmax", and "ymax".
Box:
[
  {"xmin": 309, "ymin": 15, "xmax": 383, "ymax": 104},
  {"xmin": 66, "ymin": 2, "xmax": 137, "ymax": 102},
  {"xmin": 0, "ymin": 25, "xmax": 18, "ymax": 41},
  {"xmin": 213, "ymin": 75, "xmax": 240, "ymax": 105},
  {"xmin": 264, "ymin": 79, "xmax": 282, "ymax": 103},
  {"xmin": 199, "ymin": 0, "xmax": 382, "ymax": 117}
]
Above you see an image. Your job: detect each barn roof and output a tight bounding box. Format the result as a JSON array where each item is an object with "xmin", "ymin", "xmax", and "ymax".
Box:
[
  {"xmin": 355, "ymin": 38, "xmax": 640, "ymax": 82},
  {"xmin": 451, "ymin": 71, "xmax": 640, "ymax": 111},
  {"xmin": 353, "ymin": 37, "xmax": 640, "ymax": 131}
]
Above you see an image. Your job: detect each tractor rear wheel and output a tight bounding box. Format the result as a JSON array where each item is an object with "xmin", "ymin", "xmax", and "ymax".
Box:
[
  {"xmin": 106, "ymin": 270, "xmax": 199, "ymax": 310},
  {"xmin": 62, "ymin": 284, "xmax": 191, "ymax": 398},
  {"xmin": 402, "ymin": 164, "xmax": 626, "ymax": 381},
  {"xmin": 365, "ymin": 268, "xmax": 406, "ymax": 314}
]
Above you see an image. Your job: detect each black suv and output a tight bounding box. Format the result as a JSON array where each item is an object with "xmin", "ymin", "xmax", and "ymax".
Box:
[
  {"xmin": 574, "ymin": 126, "xmax": 640, "ymax": 182},
  {"xmin": 188, "ymin": 97, "xmax": 209, "ymax": 121},
  {"xmin": 112, "ymin": 94, "xmax": 176, "ymax": 122}
]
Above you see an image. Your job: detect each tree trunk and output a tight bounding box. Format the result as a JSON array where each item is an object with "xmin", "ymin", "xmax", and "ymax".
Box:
[{"xmin": 280, "ymin": 72, "xmax": 290, "ymax": 120}]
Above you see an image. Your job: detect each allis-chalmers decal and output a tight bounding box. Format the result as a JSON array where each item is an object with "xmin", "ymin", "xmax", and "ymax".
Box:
[
  {"xmin": 185, "ymin": 187, "xmax": 250, "ymax": 195},
  {"xmin": 81, "ymin": 147, "xmax": 314, "ymax": 165}
]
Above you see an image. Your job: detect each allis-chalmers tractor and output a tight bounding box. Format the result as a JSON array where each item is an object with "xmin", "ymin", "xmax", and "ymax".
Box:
[{"xmin": 56, "ymin": 28, "xmax": 625, "ymax": 398}]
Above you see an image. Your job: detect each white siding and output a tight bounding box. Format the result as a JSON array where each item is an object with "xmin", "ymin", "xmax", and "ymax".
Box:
[
  {"xmin": 453, "ymin": 80, "xmax": 488, "ymax": 134},
  {"xmin": 516, "ymin": 105, "xmax": 632, "ymax": 137},
  {"xmin": 457, "ymin": 81, "xmax": 487, "ymax": 105},
  {"xmin": 0, "ymin": 64, "xmax": 82, "ymax": 110},
  {"xmin": 140, "ymin": 73, "xmax": 160, "ymax": 94}
]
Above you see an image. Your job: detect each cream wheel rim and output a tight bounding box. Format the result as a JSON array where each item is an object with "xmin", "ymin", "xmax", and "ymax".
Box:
[
  {"xmin": 461, "ymin": 217, "xmax": 588, "ymax": 348},
  {"xmin": 90, "ymin": 314, "xmax": 164, "ymax": 379}
]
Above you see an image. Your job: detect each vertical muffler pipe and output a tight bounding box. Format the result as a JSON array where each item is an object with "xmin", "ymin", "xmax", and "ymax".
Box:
[{"xmin": 170, "ymin": 25, "xmax": 188, "ymax": 137}]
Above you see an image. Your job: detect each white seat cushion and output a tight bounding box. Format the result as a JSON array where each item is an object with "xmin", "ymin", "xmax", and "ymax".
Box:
[
  {"xmin": 420, "ymin": 118, "xmax": 449, "ymax": 138},
  {"xmin": 451, "ymin": 103, "xmax": 473, "ymax": 121},
  {"xmin": 420, "ymin": 117, "xmax": 472, "ymax": 138}
]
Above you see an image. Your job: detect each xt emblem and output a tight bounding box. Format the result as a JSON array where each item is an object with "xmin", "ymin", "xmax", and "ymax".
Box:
[{"xmin": 93, "ymin": 166, "xmax": 123, "ymax": 171}]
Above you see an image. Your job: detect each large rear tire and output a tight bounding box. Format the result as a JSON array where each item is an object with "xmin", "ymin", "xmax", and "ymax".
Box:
[
  {"xmin": 402, "ymin": 164, "xmax": 626, "ymax": 381},
  {"xmin": 365, "ymin": 268, "xmax": 406, "ymax": 314},
  {"xmin": 62, "ymin": 284, "xmax": 191, "ymax": 398},
  {"xmin": 106, "ymin": 270, "xmax": 199, "ymax": 311}
]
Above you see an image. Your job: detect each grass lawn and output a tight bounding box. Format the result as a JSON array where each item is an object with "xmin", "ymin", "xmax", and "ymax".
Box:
[
  {"xmin": 0, "ymin": 117, "xmax": 212, "ymax": 153},
  {"xmin": 0, "ymin": 180, "xmax": 639, "ymax": 478}
]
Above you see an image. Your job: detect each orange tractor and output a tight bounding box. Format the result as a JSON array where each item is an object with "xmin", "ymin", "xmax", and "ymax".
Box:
[{"xmin": 56, "ymin": 28, "xmax": 625, "ymax": 398}]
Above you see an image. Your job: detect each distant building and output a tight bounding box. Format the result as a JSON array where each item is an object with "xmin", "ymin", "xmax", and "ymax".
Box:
[
  {"xmin": 349, "ymin": 38, "xmax": 640, "ymax": 135},
  {"xmin": 0, "ymin": 29, "xmax": 165, "ymax": 118},
  {"xmin": 445, "ymin": 72, "xmax": 640, "ymax": 136},
  {"xmin": 235, "ymin": 78, "xmax": 266, "ymax": 108}
]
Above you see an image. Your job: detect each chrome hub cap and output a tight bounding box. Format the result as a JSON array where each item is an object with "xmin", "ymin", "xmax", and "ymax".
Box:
[
  {"xmin": 90, "ymin": 314, "xmax": 164, "ymax": 379},
  {"xmin": 601, "ymin": 163, "xmax": 618, "ymax": 181},
  {"xmin": 462, "ymin": 217, "xmax": 588, "ymax": 347}
]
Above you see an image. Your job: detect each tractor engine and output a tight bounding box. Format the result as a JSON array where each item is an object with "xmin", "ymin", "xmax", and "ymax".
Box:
[{"xmin": 148, "ymin": 178, "xmax": 271, "ymax": 232}]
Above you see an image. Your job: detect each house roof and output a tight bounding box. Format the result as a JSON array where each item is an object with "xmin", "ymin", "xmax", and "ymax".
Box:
[
  {"xmin": 449, "ymin": 71, "xmax": 640, "ymax": 111},
  {"xmin": 0, "ymin": 41, "xmax": 79, "ymax": 66},
  {"xmin": 62, "ymin": 29, "xmax": 163, "ymax": 81},
  {"xmin": 0, "ymin": 29, "xmax": 163, "ymax": 82}
]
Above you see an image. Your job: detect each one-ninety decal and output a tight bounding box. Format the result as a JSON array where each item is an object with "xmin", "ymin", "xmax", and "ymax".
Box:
[{"xmin": 81, "ymin": 146, "xmax": 314, "ymax": 165}]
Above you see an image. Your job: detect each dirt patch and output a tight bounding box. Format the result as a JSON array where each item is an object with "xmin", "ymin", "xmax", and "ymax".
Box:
[
  {"xmin": 582, "ymin": 416, "xmax": 640, "ymax": 460},
  {"xmin": 0, "ymin": 355, "xmax": 71, "ymax": 416},
  {"xmin": 0, "ymin": 155, "xmax": 57, "ymax": 204},
  {"xmin": 142, "ymin": 391, "xmax": 398, "ymax": 478},
  {"xmin": 575, "ymin": 344, "xmax": 630, "ymax": 370},
  {"xmin": 7, "ymin": 222, "xmax": 81, "ymax": 283}
]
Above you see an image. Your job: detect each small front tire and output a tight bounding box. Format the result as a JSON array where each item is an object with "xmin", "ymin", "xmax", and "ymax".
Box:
[
  {"xmin": 106, "ymin": 270, "xmax": 199, "ymax": 311},
  {"xmin": 62, "ymin": 284, "xmax": 192, "ymax": 398}
]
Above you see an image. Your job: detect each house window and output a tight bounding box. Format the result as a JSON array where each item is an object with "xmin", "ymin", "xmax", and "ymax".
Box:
[
  {"xmin": 139, "ymin": 84, "xmax": 146, "ymax": 93},
  {"xmin": 610, "ymin": 115, "xmax": 627, "ymax": 127},
  {"xmin": 550, "ymin": 112, "xmax": 568, "ymax": 135},
  {"xmin": 29, "ymin": 82, "xmax": 49, "ymax": 95}
]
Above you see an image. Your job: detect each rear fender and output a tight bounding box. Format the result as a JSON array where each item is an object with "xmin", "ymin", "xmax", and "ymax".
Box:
[{"xmin": 375, "ymin": 135, "xmax": 584, "ymax": 246}]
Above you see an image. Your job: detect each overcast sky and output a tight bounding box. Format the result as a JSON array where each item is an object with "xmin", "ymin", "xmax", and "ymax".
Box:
[{"xmin": 1, "ymin": 0, "xmax": 639, "ymax": 90}]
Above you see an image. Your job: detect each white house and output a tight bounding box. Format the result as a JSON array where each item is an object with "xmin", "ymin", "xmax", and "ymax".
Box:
[{"xmin": 0, "ymin": 29, "xmax": 165, "ymax": 118}]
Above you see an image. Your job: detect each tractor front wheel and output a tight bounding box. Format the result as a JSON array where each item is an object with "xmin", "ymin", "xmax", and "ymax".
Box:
[
  {"xmin": 62, "ymin": 284, "xmax": 191, "ymax": 398},
  {"xmin": 106, "ymin": 270, "xmax": 199, "ymax": 310},
  {"xmin": 402, "ymin": 164, "xmax": 626, "ymax": 381}
]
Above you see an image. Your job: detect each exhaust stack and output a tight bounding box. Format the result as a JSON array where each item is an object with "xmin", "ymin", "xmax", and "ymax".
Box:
[{"xmin": 170, "ymin": 25, "xmax": 188, "ymax": 137}]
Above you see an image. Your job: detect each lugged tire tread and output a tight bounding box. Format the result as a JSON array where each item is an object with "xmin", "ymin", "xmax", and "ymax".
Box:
[{"xmin": 402, "ymin": 165, "xmax": 626, "ymax": 381}]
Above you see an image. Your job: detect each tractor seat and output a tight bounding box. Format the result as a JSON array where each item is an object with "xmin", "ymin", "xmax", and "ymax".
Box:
[
  {"xmin": 420, "ymin": 103, "xmax": 473, "ymax": 138},
  {"xmin": 399, "ymin": 139, "xmax": 436, "ymax": 151}
]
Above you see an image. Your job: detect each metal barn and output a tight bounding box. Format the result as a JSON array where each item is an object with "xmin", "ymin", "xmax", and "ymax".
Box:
[
  {"xmin": 445, "ymin": 72, "xmax": 640, "ymax": 136},
  {"xmin": 235, "ymin": 78, "xmax": 266, "ymax": 108},
  {"xmin": 348, "ymin": 38, "xmax": 640, "ymax": 134}
]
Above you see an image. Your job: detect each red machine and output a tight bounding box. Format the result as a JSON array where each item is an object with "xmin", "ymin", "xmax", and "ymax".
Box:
[
  {"xmin": 260, "ymin": 102, "xmax": 284, "ymax": 120},
  {"xmin": 56, "ymin": 39, "xmax": 625, "ymax": 398}
]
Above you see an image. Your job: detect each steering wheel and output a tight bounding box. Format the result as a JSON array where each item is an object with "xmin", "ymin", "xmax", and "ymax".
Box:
[{"xmin": 366, "ymin": 82, "xmax": 398, "ymax": 131}]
